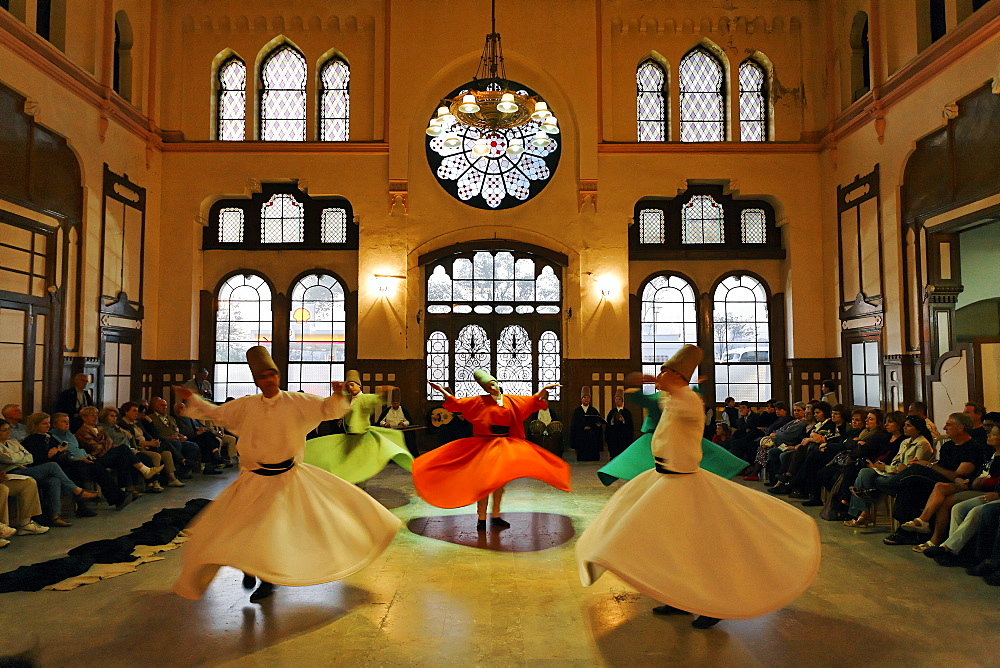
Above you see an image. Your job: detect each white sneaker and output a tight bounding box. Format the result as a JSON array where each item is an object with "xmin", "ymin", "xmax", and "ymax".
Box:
[
  {"xmin": 167, "ymin": 479, "xmax": 185, "ymax": 487},
  {"xmin": 0, "ymin": 538, "xmax": 10, "ymax": 548},
  {"xmin": 16, "ymin": 521, "xmax": 50, "ymax": 535},
  {"xmin": 0, "ymin": 523, "xmax": 16, "ymax": 539}
]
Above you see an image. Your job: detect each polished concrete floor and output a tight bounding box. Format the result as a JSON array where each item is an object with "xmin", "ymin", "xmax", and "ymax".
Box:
[{"xmin": 2, "ymin": 455, "xmax": 999, "ymax": 667}]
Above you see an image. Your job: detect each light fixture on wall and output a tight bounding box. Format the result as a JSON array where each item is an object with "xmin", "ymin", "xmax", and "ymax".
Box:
[
  {"xmin": 374, "ymin": 273, "xmax": 405, "ymax": 294},
  {"xmin": 424, "ymin": 0, "xmax": 559, "ymax": 152},
  {"xmin": 597, "ymin": 275, "xmax": 617, "ymax": 300}
]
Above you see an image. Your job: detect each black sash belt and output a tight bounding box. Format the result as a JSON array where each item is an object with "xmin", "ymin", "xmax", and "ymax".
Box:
[
  {"xmin": 654, "ymin": 457, "xmax": 693, "ymax": 475},
  {"xmin": 489, "ymin": 425, "xmax": 510, "ymax": 435},
  {"xmin": 251, "ymin": 458, "xmax": 295, "ymax": 476}
]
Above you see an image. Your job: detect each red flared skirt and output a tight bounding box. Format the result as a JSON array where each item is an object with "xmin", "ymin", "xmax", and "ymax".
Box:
[{"xmin": 412, "ymin": 435, "xmax": 572, "ymax": 508}]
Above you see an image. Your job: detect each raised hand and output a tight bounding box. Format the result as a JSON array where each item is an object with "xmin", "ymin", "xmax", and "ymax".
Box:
[
  {"xmin": 172, "ymin": 385, "xmax": 193, "ymax": 401},
  {"xmin": 330, "ymin": 380, "xmax": 346, "ymax": 395},
  {"xmin": 427, "ymin": 382, "xmax": 452, "ymax": 398}
]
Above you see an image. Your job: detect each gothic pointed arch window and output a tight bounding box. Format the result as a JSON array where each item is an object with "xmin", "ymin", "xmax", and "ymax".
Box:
[
  {"xmin": 319, "ymin": 57, "xmax": 350, "ymax": 141},
  {"xmin": 261, "ymin": 193, "xmax": 304, "ymax": 243},
  {"xmin": 454, "ymin": 324, "xmax": 492, "ymax": 398},
  {"xmin": 497, "ymin": 324, "xmax": 533, "ymax": 396},
  {"xmin": 713, "ymin": 274, "xmax": 771, "ymax": 402},
  {"xmin": 214, "ymin": 273, "xmax": 273, "ymax": 399},
  {"xmin": 637, "ymin": 59, "xmax": 667, "ymax": 141},
  {"xmin": 426, "ymin": 331, "xmax": 450, "ymax": 399},
  {"xmin": 678, "ymin": 47, "xmax": 725, "ymax": 142},
  {"xmin": 288, "ymin": 273, "xmax": 346, "ymax": 393},
  {"xmin": 260, "ymin": 44, "xmax": 307, "ymax": 141},
  {"xmin": 640, "ymin": 274, "xmax": 698, "ymax": 383},
  {"xmin": 681, "ymin": 194, "xmax": 725, "ymax": 244},
  {"xmin": 216, "ymin": 56, "xmax": 246, "ymax": 141},
  {"xmin": 738, "ymin": 59, "xmax": 768, "ymax": 141}
]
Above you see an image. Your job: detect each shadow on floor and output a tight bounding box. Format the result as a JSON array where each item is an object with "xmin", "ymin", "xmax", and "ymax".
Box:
[
  {"xmin": 364, "ymin": 486, "xmax": 411, "ymax": 510},
  {"xmin": 407, "ymin": 512, "xmax": 575, "ymax": 552}
]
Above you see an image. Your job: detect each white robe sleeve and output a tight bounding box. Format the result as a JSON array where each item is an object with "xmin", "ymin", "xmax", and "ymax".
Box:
[{"xmin": 185, "ymin": 393, "xmax": 243, "ymax": 428}]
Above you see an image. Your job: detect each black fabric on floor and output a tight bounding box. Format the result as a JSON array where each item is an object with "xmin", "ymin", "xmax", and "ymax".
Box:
[{"xmin": 0, "ymin": 498, "xmax": 210, "ymax": 593}]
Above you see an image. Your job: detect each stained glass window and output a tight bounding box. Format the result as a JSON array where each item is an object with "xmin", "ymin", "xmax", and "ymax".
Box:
[
  {"xmin": 320, "ymin": 208, "xmax": 347, "ymax": 243},
  {"xmin": 739, "ymin": 60, "xmax": 767, "ymax": 142},
  {"xmin": 496, "ymin": 325, "xmax": 533, "ymax": 396},
  {"xmin": 741, "ymin": 208, "xmax": 766, "ymax": 244},
  {"xmin": 455, "ymin": 324, "xmax": 491, "ymax": 398},
  {"xmin": 638, "ymin": 208, "xmax": 665, "ymax": 244},
  {"xmin": 681, "ymin": 194, "xmax": 725, "ymax": 244},
  {"xmin": 537, "ymin": 330, "xmax": 561, "ymax": 400},
  {"xmin": 319, "ymin": 58, "xmax": 349, "ymax": 141},
  {"xmin": 287, "ymin": 274, "xmax": 346, "ymax": 394},
  {"xmin": 426, "ymin": 80, "xmax": 561, "ymax": 210},
  {"xmin": 217, "ymin": 57, "xmax": 246, "ymax": 141},
  {"xmin": 679, "ymin": 48, "xmax": 725, "ymax": 142},
  {"xmin": 426, "ymin": 252, "xmax": 560, "ymax": 311},
  {"xmin": 260, "ymin": 45, "xmax": 307, "ymax": 141},
  {"xmin": 713, "ymin": 275, "xmax": 770, "ymax": 402},
  {"xmin": 426, "ymin": 331, "xmax": 450, "ymax": 399},
  {"xmin": 637, "ymin": 60, "xmax": 667, "ymax": 142},
  {"xmin": 641, "ymin": 275, "xmax": 698, "ymax": 386},
  {"xmin": 260, "ymin": 193, "xmax": 304, "ymax": 243},
  {"xmin": 218, "ymin": 207, "xmax": 244, "ymax": 243},
  {"xmin": 215, "ymin": 274, "xmax": 272, "ymax": 399}
]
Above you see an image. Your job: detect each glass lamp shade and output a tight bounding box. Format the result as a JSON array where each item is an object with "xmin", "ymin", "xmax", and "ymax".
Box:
[
  {"xmin": 541, "ymin": 116, "xmax": 559, "ymax": 134},
  {"xmin": 442, "ymin": 133, "xmax": 462, "ymax": 149},
  {"xmin": 530, "ymin": 130, "xmax": 551, "ymax": 148},
  {"xmin": 530, "ymin": 101, "xmax": 551, "ymax": 121},
  {"xmin": 505, "ymin": 138, "xmax": 525, "ymax": 156},
  {"xmin": 425, "ymin": 119, "xmax": 444, "ymax": 137},
  {"xmin": 471, "ymin": 137, "xmax": 490, "ymax": 156},
  {"xmin": 458, "ymin": 94, "xmax": 481, "ymax": 113},
  {"xmin": 436, "ymin": 105, "xmax": 455, "ymax": 125},
  {"xmin": 496, "ymin": 92, "xmax": 518, "ymax": 114}
]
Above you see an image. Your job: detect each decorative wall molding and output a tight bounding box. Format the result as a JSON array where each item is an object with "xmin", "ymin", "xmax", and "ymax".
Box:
[
  {"xmin": 389, "ymin": 179, "xmax": 408, "ymax": 214},
  {"xmin": 160, "ymin": 141, "xmax": 389, "ymax": 154},
  {"xmin": 611, "ymin": 15, "xmax": 801, "ymax": 36},
  {"xmin": 579, "ymin": 179, "xmax": 597, "ymax": 213},
  {"xmin": 179, "ymin": 14, "xmax": 376, "ymax": 35},
  {"xmin": 598, "ymin": 142, "xmax": 820, "ymax": 154}
]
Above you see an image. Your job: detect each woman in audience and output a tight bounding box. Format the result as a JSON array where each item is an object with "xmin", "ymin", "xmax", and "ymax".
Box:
[
  {"xmin": 843, "ymin": 414, "xmax": 934, "ymax": 527},
  {"xmin": 76, "ymin": 406, "xmax": 162, "ymax": 494},
  {"xmin": 770, "ymin": 402, "xmax": 835, "ymax": 494},
  {"xmin": 98, "ymin": 407, "xmax": 169, "ymax": 493},
  {"xmin": 781, "ymin": 404, "xmax": 853, "ymax": 504},
  {"xmin": 116, "ymin": 403, "xmax": 185, "ymax": 488},
  {"xmin": 815, "ymin": 409, "xmax": 893, "ymax": 519},
  {"xmin": 758, "ymin": 402, "xmax": 811, "ymax": 484},
  {"xmin": 0, "ymin": 421, "xmax": 97, "ymax": 527}
]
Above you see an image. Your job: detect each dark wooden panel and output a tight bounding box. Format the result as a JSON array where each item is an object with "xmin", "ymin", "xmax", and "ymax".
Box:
[
  {"xmin": 29, "ymin": 125, "xmax": 82, "ymax": 220},
  {"xmin": 0, "ymin": 85, "xmax": 31, "ymax": 202},
  {"xmin": 953, "ymin": 87, "xmax": 1000, "ymax": 204}
]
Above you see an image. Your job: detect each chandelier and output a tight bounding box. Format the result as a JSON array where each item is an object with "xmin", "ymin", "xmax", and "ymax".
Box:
[{"xmin": 425, "ymin": 0, "xmax": 559, "ymax": 156}]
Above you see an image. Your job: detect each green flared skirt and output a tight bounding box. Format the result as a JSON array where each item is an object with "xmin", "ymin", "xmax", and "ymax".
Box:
[
  {"xmin": 597, "ymin": 433, "xmax": 746, "ymax": 486},
  {"xmin": 304, "ymin": 427, "xmax": 414, "ymax": 484}
]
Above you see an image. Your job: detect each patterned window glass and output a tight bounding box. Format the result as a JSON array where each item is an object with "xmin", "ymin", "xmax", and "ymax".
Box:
[
  {"xmin": 260, "ymin": 45, "xmax": 307, "ymax": 141},
  {"xmin": 260, "ymin": 193, "xmax": 304, "ymax": 243},
  {"xmin": 740, "ymin": 208, "xmax": 767, "ymax": 244},
  {"xmin": 637, "ymin": 60, "xmax": 667, "ymax": 142},
  {"xmin": 215, "ymin": 274, "xmax": 272, "ymax": 399},
  {"xmin": 713, "ymin": 275, "xmax": 770, "ymax": 402},
  {"xmin": 454, "ymin": 324, "xmax": 491, "ymax": 398},
  {"xmin": 497, "ymin": 325, "xmax": 532, "ymax": 396},
  {"xmin": 427, "ymin": 80, "xmax": 560, "ymax": 210},
  {"xmin": 536, "ymin": 266, "xmax": 560, "ymax": 302},
  {"xmin": 320, "ymin": 208, "xmax": 348, "ymax": 243},
  {"xmin": 537, "ymin": 330, "xmax": 561, "ymax": 400},
  {"xmin": 427, "ymin": 253, "xmax": 559, "ymax": 310},
  {"xmin": 681, "ymin": 195, "xmax": 725, "ymax": 244},
  {"xmin": 739, "ymin": 60, "xmax": 767, "ymax": 142},
  {"xmin": 217, "ymin": 57, "xmax": 246, "ymax": 141},
  {"xmin": 638, "ymin": 208, "xmax": 665, "ymax": 244},
  {"xmin": 320, "ymin": 58, "xmax": 350, "ymax": 141},
  {"xmin": 640, "ymin": 275, "xmax": 698, "ymax": 387},
  {"xmin": 426, "ymin": 331, "xmax": 450, "ymax": 399},
  {"xmin": 218, "ymin": 207, "xmax": 244, "ymax": 243},
  {"xmin": 679, "ymin": 48, "xmax": 725, "ymax": 142},
  {"xmin": 287, "ymin": 274, "xmax": 346, "ymax": 394}
]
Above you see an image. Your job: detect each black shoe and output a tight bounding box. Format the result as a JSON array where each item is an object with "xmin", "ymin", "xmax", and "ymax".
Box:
[
  {"xmin": 203, "ymin": 467, "xmax": 223, "ymax": 475},
  {"xmin": 692, "ymin": 616, "xmax": 722, "ymax": 629},
  {"xmin": 476, "ymin": 519, "xmax": 487, "ymax": 531},
  {"xmin": 934, "ymin": 551, "xmax": 965, "ymax": 567},
  {"xmin": 884, "ymin": 531, "xmax": 921, "ymax": 546},
  {"xmin": 985, "ymin": 571, "xmax": 1000, "ymax": 587},
  {"xmin": 115, "ymin": 491, "xmax": 137, "ymax": 511},
  {"xmin": 249, "ymin": 581, "xmax": 274, "ymax": 603},
  {"xmin": 652, "ymin": 604, "xmax": 690, "ymax": 616},
  {"xmin": 242, "ymin": 573, "xmax": 257, "ymax": 589},
  {"xmin": 801, "ymin": 498, "xmax": 824, "ymax": 507},
  {"xmin": 923, "ymin": 546, "xmax": 946, "ymax": 559},
  {"xmin": 490, "ymin": 517, "xmax": 511, "ymax": 528},
  {"xmin": 768, "ymin": 483, "xmax": 792, "ymax": 495},
  {"xmin": 787, "ymin": 490, "xmax": 809, "ymax": 499},
  {"xmin": 967, "ymin": 560, "xmax": 1000, "ymax": 577},
  {"xmin": 75, "ymin": 502, "xmax": 97, "ymax": 518}
]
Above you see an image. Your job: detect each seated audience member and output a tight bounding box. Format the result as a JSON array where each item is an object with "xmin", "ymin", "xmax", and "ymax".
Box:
[
  {"xmin": 781, "ymin": 404, "xmax": 852, "ymax": 504},
  {"xmin": 24, "ymin": 412, "xmax": 97, "ymax": 517},
  {"xmin": 0, "ymin": 421, "xmax": 98, "ymax": 528},
  {"xmin": 818, "ymin": 380, "xmax": 838, "ymax": 406},
  {"xmin": 54, "ymin": 373, "xmax": 96, "ymax": 432},
  {"xmin": 966, "ymin": 497, "xmax": 1000, "ymax": 584},
  {"xmin": 148, "ymin": 397, "xmax": 218, "ymax": 474},
  {"xmin": 1, "ymin": 470, "xmax": 46, "ymax": 545},
  {"xmin": 755, "ymin": 402, "xmax": 810, "ymax": 484},
  {"xmin": 882, "ymin": 412, "xmax": 985, "ymax": 545},
  {"xmin": 814, "ymin": 409, "xmax": 893, "ymax": 518},
  {"xmin": 50, "ymin": 412, "xmax": 136, "ymax": 512},
  {"xmin": 728, "ymin": 400, "xmax": 778, "ymax": 464},
  {"xmin": 76, "ymin": 406, "xmax": 162, "ymax": 493},
  {"xmin": 135, "ymin": 401, "xmax": 196, "ymax": 476},
  {"xmin": 100, "ymin": 407, "xmax": 171, "ymax": 493},
  {"xmin": 964, "ymin": 402, "xmax": 989, "ymax": 448},
  {"xmin": 907, "ymin": 401, "xmax": 942, "ymax": 443},
  {"xmin": 117, "ymin": 403, "xmax": 186, "ymax": 487},
  {"xmin": 719, "ymin": 397, "xmax": 740, "ymax": 429},
  {"xmin": 173, "ymin": 402, "xmax": 224, "ymax": 474},
  {"xmin": 905, "ymin": 422, "xmax": 1000, "ymax": 556},
  {"xmin": 729, "ymin": 402, "xmax": 753, "ymax": 437},
  {"xmin": 2, "ymin": 404, "xmax": 27, "ymax": 442},
  {"xmin": 843, "ymin": 414, "xmax": 934, "ymax": 527},
  {"xmin": 712, "ymin": 423, "xmax": 732, "ymax": 447},
  {"xmin": 741, "ymin": 401, "xmax": 793, "ymax": 481},
  {"xmin": 770, "ymin": 402, "xmax": 836, "ymax": 494}
]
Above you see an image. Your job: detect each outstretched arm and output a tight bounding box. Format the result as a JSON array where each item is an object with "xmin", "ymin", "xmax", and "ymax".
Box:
[
  {"xmin": 427, "ymin": 382, "xmax": 454, "ymax": 400},
  {"xmin": 534, "ymin": 383, "xmax": 560, "ymax": 402}
]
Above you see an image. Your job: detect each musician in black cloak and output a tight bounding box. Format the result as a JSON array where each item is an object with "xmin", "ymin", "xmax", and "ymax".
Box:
[
  {"xmin": 571, "ymin": 386, "xmax": 604, "ymax": 462},
  {"xmin": 604, "ymin": 388, "xmax": 634, "ymax": 459}
]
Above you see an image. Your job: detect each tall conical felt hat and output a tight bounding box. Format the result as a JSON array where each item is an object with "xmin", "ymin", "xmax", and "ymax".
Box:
[
  {"xmin": 473, "ymin": 369, "xmax": 496, "ymax": 385},
  {"xmin": 662, "ymin": 344, "xmax": 703, "ymax": 382},
  {"xmin": 390, "ymin": 387, "xmax": 401, "ymax": 403},
  {"xmin": 246, "ymin": 346, "xmax": 278, "ymax": 377},
  {"xmin": 345, "ymin": 370, "xmax": 361, "ymax": 385},
  {"xmin": 581, "ymin": 386, "xmax": 591, "ymax": 399}
]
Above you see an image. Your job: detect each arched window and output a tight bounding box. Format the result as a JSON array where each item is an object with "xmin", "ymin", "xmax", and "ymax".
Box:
[
  {"xmin": 738, "ymin": 59, "xmax": 768, "ymax": 141},
  {"xmin": 850, "ymin": 12, "xmax": 871, "ymax": 102},
  {"xmin": 681, "ymin": 194, "xmax": 725, "ymax": 244},
  {"xmin": 215, "ymin": 274, "xmax": 273, "ymax": 399},
  {"xmin": 640, "ymin": 275, "xmax": 698, "ymax": 383},
  {"xmin": 113, "ymin": 10, "xmax": 133, "ymax": 102},
  {"xmin": 454, "ymin": 324, "xmax": 491, "ymax": 398},
  {"xmin": 678, "ymin": 47, "xmax": 725, "ymax": 142},
  {"xmin": 319, "ymin": 57, "xmax": 350, "ymax": 141},
  {"xmin": 497, "ymin": 324, "xmax": 533, "ymax": 396},
  {"xmin": 260, "ymin": 44, "xmax": 307, "ymax": 141},
  {"xmin": 426, "ymin": 331, "xmax": 450, "ymax": 399},
  {"xmin": 637, "ymin": 59, "xmax": 667, "ymax": 142},
  {"xmin": 216, "ymin": 56, "xmax": 246, "ymax": 141},
  {"xmin": 713, "ymin": 275, "xmax": 770, "ymax": 402},
  {"xmin": 260, "ymin": 193, "xmax": 304, "ymax": 244},
  {"xmin": 288, "ymin": 274, "xmax": 346, "ymax": 393},
  {"xmin": 537, "ymin": 331, "xmax": 561, "ymax": 400}
]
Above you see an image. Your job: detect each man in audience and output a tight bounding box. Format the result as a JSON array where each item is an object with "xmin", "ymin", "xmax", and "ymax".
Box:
[
  {"xmin": 964, "ymin": 402, "xmax": 988, "ymax": 445},
  {"xmin": 719, "ymin": 397, "xmax": 740, "ymax": 429},
  {"xmin": 173, "ymin": 402, "xmax": 225, "ymax": 474},
  {"xmin": 136, "ymin": 400, "xmax": 197, "ymax": 477},
  {"xmin": 54, "ymin": 373, "xmax": 96, "ymax": 431},
  {"xmin": 0, "ymin": 470, "xmax": 47, "ymax": 545},
  {"xmin": 184, "ymin": 368, "xmax": 214, "ymax": 402},
  {"xmin": 2, "ymin": 404, "xmax": 27, "ymax": 442},
  {"xmin": 907, "ymin": 401, "xmax": 941, "ymax": 442},
  {"xmin": 146, "ymin": 397, "xmax": 206, "ymax": 473}
]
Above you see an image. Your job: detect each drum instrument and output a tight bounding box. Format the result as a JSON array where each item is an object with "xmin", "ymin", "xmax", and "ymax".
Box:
[{"xmin": 528, "ymin": 419, "xmax": 546, "ymax": 435}]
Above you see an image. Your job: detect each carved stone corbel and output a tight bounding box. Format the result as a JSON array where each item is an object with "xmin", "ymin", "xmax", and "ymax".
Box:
[
  {"xmin": 389, "ymin": 179, "xmax": 408, "ymax": 214},
  {"xmin": 579, "ymin": 179, "xmax": 597, "ymax": 213}
]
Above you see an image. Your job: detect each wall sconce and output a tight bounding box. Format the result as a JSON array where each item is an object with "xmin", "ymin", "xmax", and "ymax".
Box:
[
  {"xmin": 374, "ymin": 273, "xmax": 405, "ymax": 294},
  {"xmin": 596, "ymin": 275, "xmax": 617, "ymax": 300}
]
